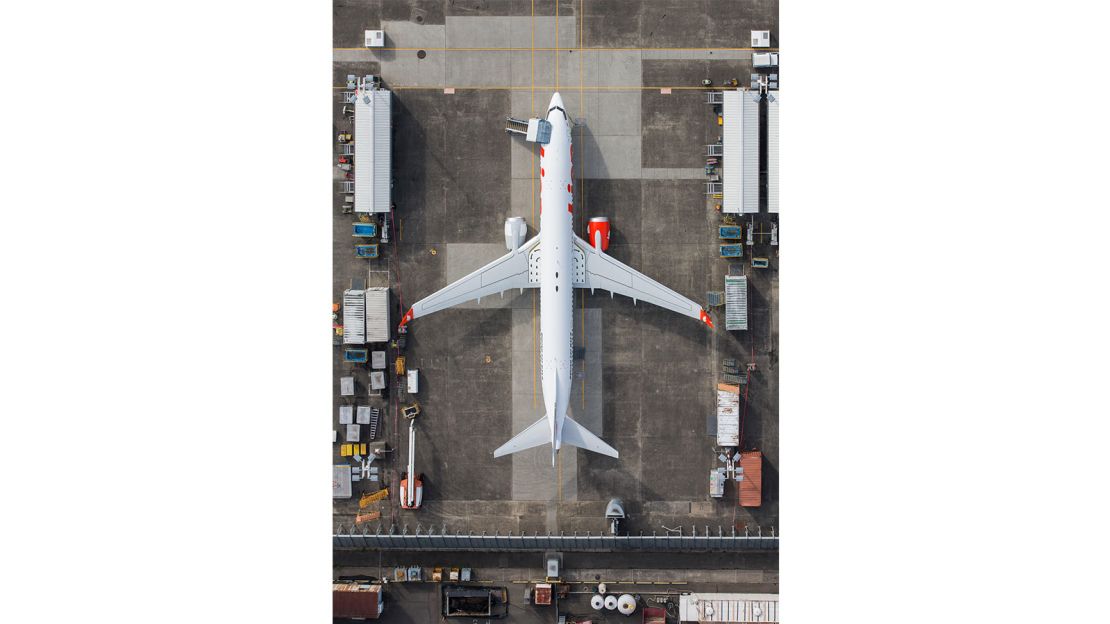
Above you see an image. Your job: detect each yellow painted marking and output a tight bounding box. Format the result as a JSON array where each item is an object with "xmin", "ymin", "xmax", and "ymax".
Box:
[
  {"xmin": 579, "ymin": 0, "xmax": 583, "ymax": 50},
  {"xmin": 555, "ymin": 0, "xmax": 559, "ymax": 90},
  {"xmin": 530, "ymin": 0, "xmax": 537, "ymax": 409}
]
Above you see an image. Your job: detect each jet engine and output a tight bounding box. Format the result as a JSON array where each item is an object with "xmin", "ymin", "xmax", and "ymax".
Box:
[
  {"xmin": 587, "ymin": 216, "xmax": 610, "ymax": 251},
  {"xmin": 504, "ymin": 216, "xmax": 527, "ymax": 251}
]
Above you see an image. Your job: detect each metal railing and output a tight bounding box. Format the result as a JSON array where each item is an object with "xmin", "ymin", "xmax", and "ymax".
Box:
[{"xmin": 334, "ymin": 524, "xmax": 777, "ymax": 552}]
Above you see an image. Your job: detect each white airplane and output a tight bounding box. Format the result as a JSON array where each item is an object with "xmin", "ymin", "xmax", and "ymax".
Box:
[{"xmin": 398, "ymin": 92, "xmax": 714, "ymax": 466}]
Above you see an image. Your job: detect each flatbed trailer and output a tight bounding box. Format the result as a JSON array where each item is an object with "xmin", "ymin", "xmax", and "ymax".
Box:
[{"xmin": 442, "ymin": 584, "xmax": 509, "ymax": 618}]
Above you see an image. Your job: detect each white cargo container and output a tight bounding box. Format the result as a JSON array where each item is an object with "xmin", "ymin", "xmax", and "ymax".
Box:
[
  {"xmin": 679, "ymin": 593, "xmax": 779, "ymax": 623},
  {"xmin": 343, "ymin": 289, "xmax": 367, "ymax": 344},
  {"xmin": 333, "ymin": 465, "xmax": 352, "ymax": 499},
  {"xmin": 364, "ymin": 287, "xmax": 390, "ymax": 343},
  {"xmin": 716, "ymin": 383, "xmax": 741, "ymax": 447},
  {"xmin": 407, "ymin": 368, "xmax": 419, "ymax": 394},
  {"xmin": 370, "ymin": 371, "xmax": 386, "ymax": 391},
  {"xmin": 725, "ymin": 276, "xmax": 749, "ymax": 331},
  {"xmin": 364, "ymin": 30, "xmax": 384, "ymax": 47}
]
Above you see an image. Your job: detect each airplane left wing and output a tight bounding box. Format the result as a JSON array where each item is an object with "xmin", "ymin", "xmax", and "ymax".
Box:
[
  {"xmin": 399, "ymin": 234, "xmax": 541, "ymax": 328},
  {"xmin": 572, "ymin": 234, "xmax": 714, "ymax": 328}
]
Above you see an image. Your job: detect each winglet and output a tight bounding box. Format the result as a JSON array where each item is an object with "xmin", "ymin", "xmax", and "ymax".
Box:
[
  {"xmin": 699, "ymin": 309, "xmax": 715, "ymax": 328},
  {"xmin": 398, "ymin": 306, "xmax": 415, "ymax": 330}
]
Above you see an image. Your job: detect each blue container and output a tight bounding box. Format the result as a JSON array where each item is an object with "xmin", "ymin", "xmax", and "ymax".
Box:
[
  {"xmin": 355, "ymin": 244, "xmax": 380, "ymax": 258},
  {"xmin": 718, "ymin": 226, "xmax": 743, "ymax": 240},
  {"xmin": 344, "ymin": 349, "xmax": 369, "ymax": 363},
  {"xmin": 352, "ymin": 223, "xmax": 378, "ymax": 237},
  {"xmin": 719, "ymin": 244, "xmax": 744, "ymax": 258}
]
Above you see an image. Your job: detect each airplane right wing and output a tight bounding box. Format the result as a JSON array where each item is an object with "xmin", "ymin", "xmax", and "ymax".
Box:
[
  {"xmin": 572, "ymin": 234, "xmax": 714, "ymax": 328},
  {"xmin": 399, "ymin": 233, "xmax": 541, "ymax": 328}
]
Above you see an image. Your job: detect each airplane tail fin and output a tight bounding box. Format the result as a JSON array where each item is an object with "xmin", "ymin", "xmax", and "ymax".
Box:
[
  {"xmin": 561, "ymin": 416, "xmax": 619, "ymax": 459},
  {"xmin": 493, "ymin": 416, "xmax": 550, "ymax": 458}
]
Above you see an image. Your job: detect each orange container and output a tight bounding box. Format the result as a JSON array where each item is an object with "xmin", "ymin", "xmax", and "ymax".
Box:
[{"xmin": 739, "ymin": 450, "xmax": 763, "ymax": 507}]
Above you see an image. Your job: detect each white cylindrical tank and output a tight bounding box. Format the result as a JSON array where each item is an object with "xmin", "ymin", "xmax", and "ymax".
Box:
[
  {"xmin": 604, "ymin": 595, "xmax": 619, "ymax": 610},
  {"xmin": 504, "ymin": 217, "xmax": 527, "ymax": 251},
  {"xmin": 597, "ymin": 582, "xmax": 607, "ymax": 595},
  {"xmin": 590, "ymin": 595, "xmax": 605, "ymax": 610},
  {"xmin": 617, "ymin": 594, "xmax": 636, "ymax": 616}
]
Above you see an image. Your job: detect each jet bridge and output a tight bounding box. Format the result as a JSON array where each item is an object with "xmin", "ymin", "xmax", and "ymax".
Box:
[
  {"xmin": 353, "ymin": 80, "xmax": 391, "ymax": 213},
  {"xmin": 505, "ymin": 117, "xmax": 552, "ymax": 143},
  {"xmin": 722, "ymin": 90, "xmax": 760, "ymax": 214}
]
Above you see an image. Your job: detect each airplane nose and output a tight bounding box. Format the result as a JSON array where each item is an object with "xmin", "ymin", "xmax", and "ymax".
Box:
[{"xmin": 548, "ymin": 92, "xmax": 564, "ymax": 111}]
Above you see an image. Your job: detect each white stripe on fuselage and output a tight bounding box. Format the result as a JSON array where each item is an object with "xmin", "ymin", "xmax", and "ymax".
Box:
[{"xmin": 539, "ymin": 92, "xmax": 574, "ymax": 465}]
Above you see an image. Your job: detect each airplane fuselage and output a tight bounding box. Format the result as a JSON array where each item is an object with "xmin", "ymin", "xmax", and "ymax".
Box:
[
  {"xmin": 399, "ymin": 91, "xmax": 708, "ymax": 468},
  {"xmin": 538, "ymin": 93, "xmax": 575, "ymax": 465}
]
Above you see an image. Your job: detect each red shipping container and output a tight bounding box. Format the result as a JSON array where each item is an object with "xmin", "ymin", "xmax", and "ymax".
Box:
[
  {"xmin": 738, "ymin": 451, "xmax": 762, "ymax": 507},
  {"xmin": 333, "ymin": 583, "xmax": 383, "ymax": 619}
]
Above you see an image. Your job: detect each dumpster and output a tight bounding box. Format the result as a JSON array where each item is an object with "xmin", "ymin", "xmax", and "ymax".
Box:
[
  {"xmin": 720, "ymin": 244, "xmax": 743, "ymax": 258},
  {"xmin": 344, "ymin": 349, "xmax": 369, "ymax": 363},
  {"xmin": 642, "ymin": 606, "xmax": 666, "ymax": 624},
  {"xmin": 355, "ymin": 244, "xmax": 380, "ymax": 258},
  {"xmin": 353, "ymin": 223, "xmax": 378, "ymax": 237},
  {"xmin": 718, "ymin": 226, "xmax": 743, "ymax": 239}
]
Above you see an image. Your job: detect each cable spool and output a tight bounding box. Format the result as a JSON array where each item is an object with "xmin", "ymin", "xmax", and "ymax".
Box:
[
  {"xmin": 604, "ymin": 595, "xmax": 619, "ymax": 610},
  {"xmin": 590, "ymin": 595, "xmax": 604, "ymax": 610},
  {"xmin": 617, "ymin": 594, "xmax": 636, "ymax": 615}
]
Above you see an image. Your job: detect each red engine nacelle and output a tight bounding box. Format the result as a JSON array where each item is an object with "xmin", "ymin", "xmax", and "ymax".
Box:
[{"xmin": 587, "ymin": 217, "xmax": 611, "ymax": 251}]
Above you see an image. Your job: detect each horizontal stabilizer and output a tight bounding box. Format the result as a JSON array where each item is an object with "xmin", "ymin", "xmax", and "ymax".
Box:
[
  {"xmin": 493, "ymin": 416, "xmax": 550, "ymax": 458},
  {"xmin": 561, "ymin": 416, "xmax": 619, "ymax": 459}
]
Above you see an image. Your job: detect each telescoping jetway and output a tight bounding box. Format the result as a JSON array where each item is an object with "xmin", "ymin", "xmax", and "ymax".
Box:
[
  {"xmin": 353, "ymin": 80, "xmax": 391, "ymax": 214},
  {"xmin": 767, "ymin": 92, "xmax": 780, "ymax": 214},
  {"xmin": 721, "ymin": 90, "xmax": 760, "ymax": 214}
]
